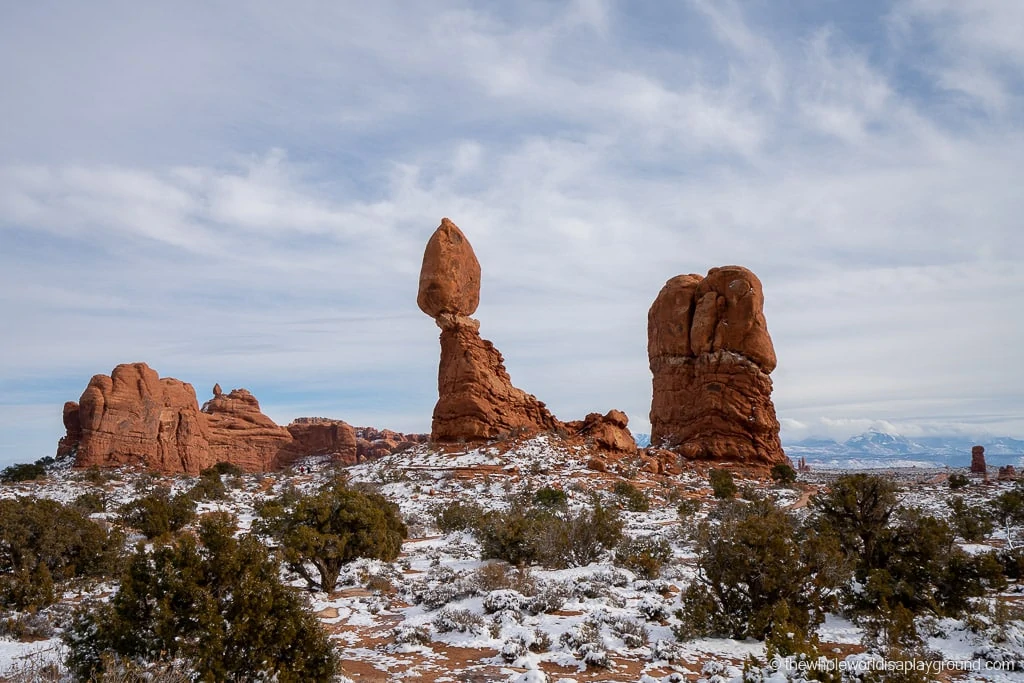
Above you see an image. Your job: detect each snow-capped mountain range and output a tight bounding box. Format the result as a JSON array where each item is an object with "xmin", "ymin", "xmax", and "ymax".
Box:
[{"xmin": 632, "ymin": 430, "xmax": 1024, "ymax": 469}]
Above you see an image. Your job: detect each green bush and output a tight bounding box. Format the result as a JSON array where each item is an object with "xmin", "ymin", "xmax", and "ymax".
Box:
[
  {"xmin": 947, "ymin": 496, "xmax": 994, "ymax": 542},
  {"xmin": 0, "ymin": 498, "xmax": 123, "ymax": 610},
  {"xmin": 433, "ymin": 500, "xmax": 487, "ymax": 533},
  {"xmin": 613, "ymin": 481, "xmax": 650, "ymax": 512},
  {"xmin": 948, "ymin": 472, "xmax": 970, "ymax": 489},
  {"xmin": 1, "ymin": 462, "xmax": 47, "ymax": 483},
  {"xmin": 679, "ymin": 498, "xmax": 848, "ymax": 641},
  {"xmin": 810, "ymin": 473, "xmax": 899, "ymax": 575},
  {"xmin": 120, "ymin": 488, "xmax": 197, "ymax": 540},
  {"xmin": 64, "ymin": 513, "xmax": 338, "ymax": 682},
  {"xmin": 187, "ymin": 470, "xmax": 228, "ymax": 501},
  {"xmin": 73, "ymin": 491, "xmax": 107, "ymax": 514},
  {"xmin": 256, "ymin": 477, "xmax": 407, "ymax": 592},
  {"xmin": 201, "ymin": 461, "xmax": 245, "ymax": 477},
  {"xmin": 770, "ymin": 463, "xmax": 797, "ymax": 486},
  {"xmin": 534, "ymin": 486, "xmax": 568, "ymax": 509},
  {"xmin": 614, "ymin": 536, "xmax": 673, "ymax": 579},
  {"xmin": 475, "ymin": 498, "xmax": 623, "ymax": 569},
  {"xmin": 709, "ymin": 469, "xmax": 737, "ymax": 499},
  {"xmin": 676, "ymin": 497, "xmax": 702, "ymax": 518}
]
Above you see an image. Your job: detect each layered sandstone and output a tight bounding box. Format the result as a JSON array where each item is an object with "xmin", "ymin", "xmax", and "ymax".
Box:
[
  {"xmin": 62, "ymin": 363, "xmax": 364, "ymax": 473},
  {"xmin": 565, "ymin": 410, "xmax": 636, "ymax": 454},
  {"xmin": 288, "ymin": 418, "xmax": 359, "ymax": 465},
  {"xmin": 419, "ymin": 219, "xmax": 561, "ymax": 441},
  {"xmin": 971, "ymin": 445, "xmax": 987, "ymax": 474},
  {"xmin": 73, "ymin": 363, "xmax": 215, "ymax": 473},
  {"xmin": 201, "ymin": 387, "xmax": 298, "ymax": 471},
  {"xmin": 648, "ymin": 266, "xmax": 785, "ymax": 465}
]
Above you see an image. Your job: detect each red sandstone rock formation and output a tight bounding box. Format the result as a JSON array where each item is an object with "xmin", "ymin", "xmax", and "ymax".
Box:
[
  {"xmin": 201, "ymin": 388, "xmax": 298, "ymax": 471},
  {"xmin": 564, "ymin": 410, "xmax": 636, "ymax": 453},
  {"xmin": 73, "ymin": 363, "xmax": 215, "ymax": 473},
  {"xmin": 287, "ymin": 418, "xmax": 358, "ymax": 465},
  {"xmin": 56, "ymin": 401, "xmax": 82, "ymax": 460},
  {"xmin": 971, "ymin": 445, "xmax": 987, "ymax": 474},
  {"xmin": 998, "ymin": 465, "xmax": 1017, "ymax": 481},
  {"xmin": 648, "ymin": 266, "xmax": 786, "ymax": 465},
  {"xmin": 61, "ymin": 363, "xmax": 368, "ymax": 473},
  {"xmin": 419, "ymin": 219, "xmax": 561, "ymax": 441},
  {"xmin": 418, "ymin": 218, "xmax": 636, "ymax": 454}
]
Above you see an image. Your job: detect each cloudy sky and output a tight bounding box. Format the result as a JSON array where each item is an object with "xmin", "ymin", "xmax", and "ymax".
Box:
[{"xmin": 1, "ymin": 0, "xmax": 1022, "ymax": 466}]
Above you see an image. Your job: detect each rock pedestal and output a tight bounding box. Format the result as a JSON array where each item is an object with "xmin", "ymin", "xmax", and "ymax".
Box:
[
  {"xmin": 971, "ymin": 445, "xmax": 987, "ymax": 474},
  {"xmin": 648, "ymin": 266, "xmax": 786, "ymax": 465}
]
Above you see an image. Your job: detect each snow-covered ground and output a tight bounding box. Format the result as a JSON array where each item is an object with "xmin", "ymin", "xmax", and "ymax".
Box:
[{"xmin": 3, "ymin": 437, "xmax": 1024, "ymax": 681}]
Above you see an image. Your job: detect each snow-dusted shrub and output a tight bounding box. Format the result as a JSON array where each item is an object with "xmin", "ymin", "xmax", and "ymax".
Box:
[
  {"xmin": 525, "ymin": 580, "xmax": 572, "ymax": 614},
  {"xmin": 700, "ymin": 660, "xmax": 739, "ymax": 683},
  {"xmin": 614, "ymin": 535, "xmax": 673, "ymax": 579},
  {"xmin": 610, "ymin": 615, "xmax": 648, "ymax": 648},
  {"xmin": 500, "ymin": 634, "xmax": 529, "ymax": 663},
  {"xmin": 473, "ymin": 561, "xmax": 536, "ymax": 595},
  {"xmin": 391, "ymin": 624, "xmax": 431, "ymax": 646},
  {"xmin": 560, "ymin": 619, "xmax": 609, "ymax": 667},
  {"xmin": 650, "ymin": 638, "xmax": 686, "ymax": 664},
  {"xmin": 410, "ymin": 565, "xmax": 473, "ymax": 610},
  {"xmin": 530, "ymin": 627, "xmax": 553, "ymax": 653},
  {"xmin": 0, "ymin": 610, "xmax": 54, "ymax": 640},
  {"xmin": 592, "ymin": 567, "xmax": 630, "ymax": 587},
  {"xmin": 483, "ymin": 589, "xmax": 525, "ymax": 614},
  {"xmin": 579, "ymin": 642, "xmax": 611, "ymax": 669},
  {"xmin": 432, "ymin": 607, "xmax": 486, "ymax": 635},
  {"xmin": 638, "ymin": 595, "xmax": 670, "ymax": 621}
]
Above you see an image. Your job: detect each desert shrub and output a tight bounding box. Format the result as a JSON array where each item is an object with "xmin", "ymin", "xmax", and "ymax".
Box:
[
  {"xmin": 525, "ymin": 580, "xmax": 572, "ymax": 614},
  {"xmin": 560, "ymin": 620, "xmax": 610, "ymax": 668},
  {"xmin": 852, "ymin": 507, "xmax": 1005, "ymax": 616},
  {"xmin": 410, "ymin": 565, "xmax": 474, "ymax": 609},
  {"xmin": 610, "ymin": 615, "xmax": 648, "ymax": 648},
  {"xmin": 989, "ymin": 484, "xmax": 1024, "ymax": 547},
  {"xmin": 770, "ymin": 463, "xmax": 797, "ymax": 486},
  {"xmin": 613, "ymin": 481, "xmax": 650, "ymax": 512},
  {"xmin": 120, "ymin": 488, "xmax": 196, "ymax": 539},
  {"xmin": 709, "ymin": 469, "xmax": 737, "ymax": 499},
  {"xmin": 0, "ymin": 610, "xmax": 55, "ymax": 640},
  {"xmin": 0, "ymin": 498, "xmax": 122, "ymax": 610},
  {"xmin": 201, "ymin": 461, "xmax": 244, "ymax": 477},
  {"xmin": 73, "ymin": 490, "xmax": 107, "ymax": 514},
  {"xmin": 432, "ymin": 607, "xmax": 486, "ymax": 634},
  {"xmin": 187, "ymin": 469, "xmax": 227, "ymax": 501},
  {"xmin": 614, "ymin": 535, "xmax": 673, "ymax": 579},
  {"xmin": 948, "ymin": 496, "xmax": 995, "ymax": 542},
  {"xmin": 63, "ymin": 513, "xmax": 338, "ymax": 682},
  {"xmin": 679, "ymin": 498, "xmax": 849, "ymax": 641},
  {"xmin": 475, "ymin": 498, "xmax": 622, "ymax": 569},
  {"xmin": 676, "ymin": 497, "xmax": 702, "ymax": 519},
  {"xmin": 256, "ymin": 477, "xmax": 406, "ymax": 592},
  {"xmin": 948, "ymin": 472, "xmax": 970, "ymax": 489},
  {"xmin": 533, "ymin": 486, "xmax": 568, "ymax": 509},
  {"xmin": 472, "ymin": 562, "xmax": 536, "ymax": 595},
  {"xmin": 433, "ymin": 500, "xmax": 487, "ymax": 534},
  {"xmin": 0, "ymin": 461, "xmax": 47, "ymax": 483},
  {"xmin": 483, "ymin": 589, "xmax": 525, "ymax": 614},
  {"xmin": 810, "ymin": 473, "xmax": 899, "ymax": 576}
]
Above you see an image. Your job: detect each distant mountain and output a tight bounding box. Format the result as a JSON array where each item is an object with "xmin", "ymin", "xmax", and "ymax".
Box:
[
  {"xmin": 784, "ymin": 429, "xmax": 1024, "ymax": 469},
  {"xmin": 633, "ymin": 433, "xmax": 651, "ymax": 448}
]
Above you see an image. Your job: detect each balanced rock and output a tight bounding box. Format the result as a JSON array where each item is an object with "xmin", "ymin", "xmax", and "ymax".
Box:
[
  {"xmin": 73, "ymin": 362, "xmax": 215, "ymax": 473},
  {"xmin": 648, "ymin": 266, "xmax": 785, "ymax": 465},
  {"xmin": 417, "ymin": 217, "xmax": 481, "ymax": 318},
  {"xmin": 971, "ymin": 445, "xmax": 987, "ymax": 473},
  {"xmin": 419, "ymin": 219, "xmax": 560, "ymax": 442}
]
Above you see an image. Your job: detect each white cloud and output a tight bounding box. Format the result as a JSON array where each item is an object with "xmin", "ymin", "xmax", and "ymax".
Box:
[{"xmin": 0, "ymin": 1, "xmax": 1022, "ymax": 464}]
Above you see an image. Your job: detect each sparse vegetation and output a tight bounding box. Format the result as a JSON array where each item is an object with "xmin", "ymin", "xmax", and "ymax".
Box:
[
  {"xmin": 770, "ymin": 463, "xmax": 797, "ymax": 486},
  {"xmin": 0, "ymin": 459, "xmax": 50, "ymax": 483},
  {"xmin": 709, "ymin": 469, "xmax": 737, "ymax": 499},
  {"xmin": 64, "ymin": 513, "xmax": 338, "ymax": 682},
  {"xmin": 119, "ymin": 487, "xmax": 196, "ymax": 540},
  {"xmin": 613, "ymin": 480, "xmax": 650, "ymax": 512},
  {"xmin": 256, "ymin": 476, "xmax": 407, "ymax": 592}
]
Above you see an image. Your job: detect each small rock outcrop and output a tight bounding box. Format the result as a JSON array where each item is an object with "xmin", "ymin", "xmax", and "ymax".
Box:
[
  {"xmin": 201, "ymin": 388, "xmax": 298, "ymax": 471},
  {"xmin": 998, "ymin": 465, "xmax": 1017, "ymax": 481},
  {"xmin": 56, "ymin": 401, "xmax": 82, "ymax": 459},
  {"xmin": 73, "ymin": 363, "xmax": 215, "ymax": 473},
  {"xmin": 419, "ymin": 219, "xmax": 561, "ymax": 442},
  {"xmin": 287, "ymin": 418, "xmax": 358, "ymax": 464},
  {"xmin": 648, "ymin": 266, "xmax": 786, "ymax": 465},
  {"xmin": 565, "ymin": 410, "xmax": 636, "ymax": 453},
  {"xmin": 971, "ymin": 445, "xmax": 987, "ymax": 473}
]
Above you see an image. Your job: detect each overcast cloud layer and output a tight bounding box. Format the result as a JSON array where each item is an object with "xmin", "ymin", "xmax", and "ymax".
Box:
[{"xmin": 1, "ymin": 0, "xmax": 1022, "ymax": 465}]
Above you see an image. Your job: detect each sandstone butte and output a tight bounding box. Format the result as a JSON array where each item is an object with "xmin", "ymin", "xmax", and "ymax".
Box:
[
  {"xmin": 648, "ymin": 266, "xmax": 787, "ymax": 466},
  {"xmin": 58, "ymin": 362, "xmax": 424, "ymax": 474},
  {"xmin": 418, "ymin": 218, "xmax": 636, "ymax": 454}
]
